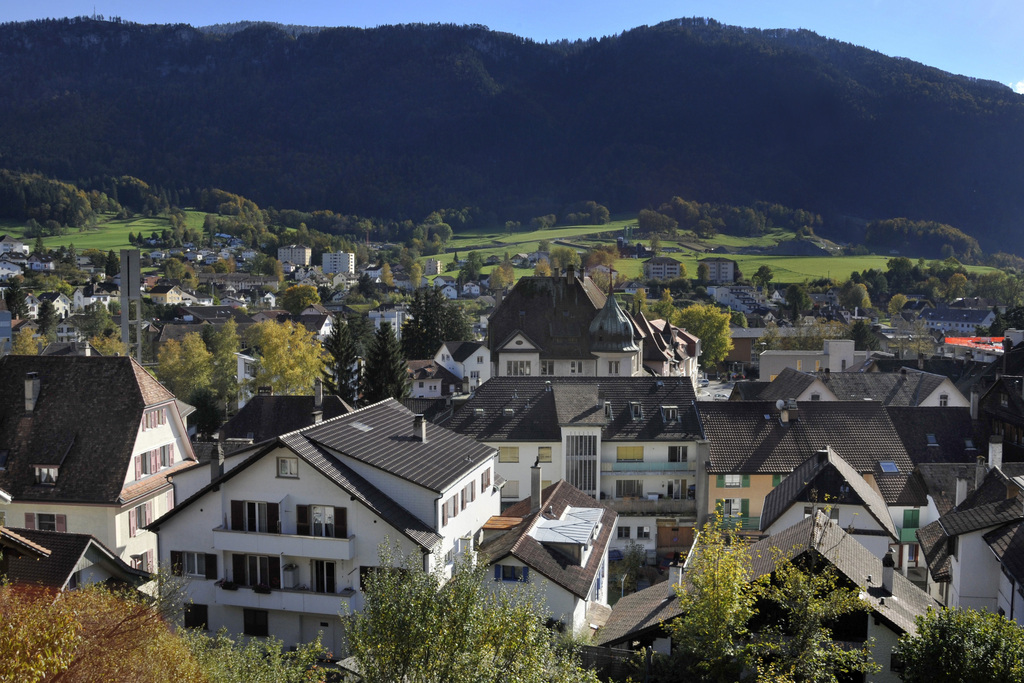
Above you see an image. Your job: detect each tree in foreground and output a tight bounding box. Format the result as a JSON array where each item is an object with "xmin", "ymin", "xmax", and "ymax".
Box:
[
  {"xmin": 10, "ymin": 328, "xmax": 38, "ymax": 355},
  {"xmin": 360, "ymin": 321, "xmax": 410, "ymax": 405},
  {"xmin": 676, "ymin": 303, "xmax": 734, "ymax": 370},
  {"xmin": 180, "ymin": 628, "xmax": 327, "ymax": 683},
  {"xmin": 746, "ymin": 558, "xmax": 879, "ymax": 683},
  {"xmin": 664, "ymin": 511, "xmax": 757, "ymax": 683},
  {"xmin": 157, "ymin": 332, "xmax": 213, "ymax": 398},
  {"xmin": 348, "ymin": 543, "xmax": 599, "ymax": 683},
  {"xmin": 892, "ymin": 607, "xmax": 1024, "ymax": 683}
]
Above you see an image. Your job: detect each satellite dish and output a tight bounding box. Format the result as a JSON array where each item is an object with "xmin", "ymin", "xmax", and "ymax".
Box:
[{"xmin": 776, "ymin": 399, "xmax": 787, "ymax": 411}]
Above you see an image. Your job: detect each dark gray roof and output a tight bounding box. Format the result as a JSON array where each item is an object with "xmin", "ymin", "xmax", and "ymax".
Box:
[
  {"xmin": 0, "ymin": 356, "xmax": 179, "ymax": 505},
  {"xmin": 698, "ymin": 401, "xmax": 912, "ymax": 475},
  {"xmin": 921, "ymin": 307, "xmax": 994, "ymax": 324},
  {"xmin": 448, "ymin": 377, "xmax": 702, "ymax": 443},
  {"xmin": 479, "ymin": 480, "xmax": 616, "ymax": 599},
  {"xmin": 749, "ymin": 513, "xmax": 937, "ymax": 635},
  {"xmin": 729, "ymin": 381, "xmax": 771, "ymax": 400},
  {"xmin": 887, "ymin": 407, "xmax": 983, "ymax": 465},
  {"xmin": 760, "ymin": 448, "xmax": 897, "ymax": 539},
  {"xmin": 3, "ymin": 528, "xmax": 148, "ymax": 588},
  {"xmin": 984, "ymin": 522, "xmax": 1024, "ymax": 586},
  {"xmin": 443, "ymin": 341, "xmax": 487, "ymax": 363},
  {"xmin": 220, "ymin": 394, "xmax": 352, "ymax": 443},
  {"xmin": 296, "ymin": 398, "xmax": 496, "ymax": 493},
  {"xmin": 596, "ymin": 580, "xmax": 680, "ymax": 647},
  {"xmin": 757, "ymin": 367, "xmax": 953, "ymax": 406}
]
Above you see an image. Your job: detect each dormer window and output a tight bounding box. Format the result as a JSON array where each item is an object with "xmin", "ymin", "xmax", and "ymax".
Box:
[
  {"xmin": 604, "ymin": 401, "xmax": 612, "ymax": 418},
  {"xmin": 35, "ymin": 466, "xmax": 58, "ymax": 485},
  {"xmin": 661, "ymin": 405, "xmax": 678, "ymax": 422},
  {"xmin": 630, "ymin": 402, "xmax": 643, "ymax": 420},
  {"xmin": 939, "ymin": 394, "xmax": 949, "ymax": 407}
]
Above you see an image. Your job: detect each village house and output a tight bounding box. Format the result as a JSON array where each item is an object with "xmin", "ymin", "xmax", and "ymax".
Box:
[
  {"xmin": 149, "ymin": 399, "xmax": 498, "ymax": 656},
  {"xmin": 433, "ymin": 340, "xmax": 491, "ymax": 392},
  {"xmin": 0, "ymin": 356, "xmax": 199, "ymax": 572},
  {"xmin": 753, "ymin": 366, "xmax": 968, "ymax": 407}
]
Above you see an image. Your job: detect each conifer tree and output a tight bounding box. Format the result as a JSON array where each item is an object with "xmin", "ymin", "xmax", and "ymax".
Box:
[
  {"xmin": 323, "ymin": 314, "xmax": 359, "ymax": 404},
  {"xmin": 360, "ymin": 322, "xmax": 409, "ymax": 405}
]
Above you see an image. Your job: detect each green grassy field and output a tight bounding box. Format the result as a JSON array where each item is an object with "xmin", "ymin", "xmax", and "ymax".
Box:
[{"xmin": 0, "ymin": 214, "xmax": 177, "ymax": 253}]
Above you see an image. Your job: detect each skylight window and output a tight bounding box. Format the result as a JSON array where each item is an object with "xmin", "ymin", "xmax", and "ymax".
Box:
[
  {"xmin": 351, "ymin": 422, "xmax": 373, "ymax": 432},
  {"xmin": 879, "ymin": 461, "xmax": 899, "ymax": 473},
  {"xmin": 926, "ymin": 434, "xmax": 938, "ymax": 446}
]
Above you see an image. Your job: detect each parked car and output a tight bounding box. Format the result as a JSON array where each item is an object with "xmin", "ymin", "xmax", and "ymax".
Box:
[
  {"xmin": 698, "ymin": 378, "xmax": 710, "ymax": 387},
  {"xmin": 713, "ymin": 392, "xmax": 729, "ymax": 401}
]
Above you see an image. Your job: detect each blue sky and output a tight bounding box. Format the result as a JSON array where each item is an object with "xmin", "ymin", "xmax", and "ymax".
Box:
[{"xmin": 6, "ymin": 1, "xmax": 1023, "ymax": 92}]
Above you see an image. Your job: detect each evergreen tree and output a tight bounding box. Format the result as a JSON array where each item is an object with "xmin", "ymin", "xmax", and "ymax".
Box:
[
  {"xmin": 36, "ymin": 300, "xmax": 57, "ymax": 342},
  {"xmin": 323, "ymin": 314, "xmax": 359, "ymax": 404},
  {"xmin": 104, "ymin": 249, "xmax": 119, "ymax": 278},
  {"xmin": 847, "ymin": 319, "xmax": 879, "ymax": 351},
  {"xmin": 3, "ymin": 279, "xmax": 28, "ymax": 319},
  {"xmin": 401, "ymin": 288, "xmax": 472, "ymax": 359},
  {"xmin": 360, "ymin": 322, "xmax": 409, "ymax": 405}
]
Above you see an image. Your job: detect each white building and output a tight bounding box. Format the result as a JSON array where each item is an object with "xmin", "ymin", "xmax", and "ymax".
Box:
[
  {"xmin": 278, "ymin": 244, "xmax": 312, "ymax": 267},
  {"xmin": 0, "ymin": 356, "xmax": 198, "ymax": 572},
  {"xmin": 434, "ymin": 341, "xmax": 491, "ymax": 391},
  {"xmin": 322, "ymin": 252, "xmax": 355, "ymax": 274},
  {"xmin": 150, "ymin": 400, "xmax": 498, "ymax": 654}
]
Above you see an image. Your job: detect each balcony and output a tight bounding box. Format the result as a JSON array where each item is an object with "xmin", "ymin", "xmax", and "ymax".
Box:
[
  {"xmin": 601, "ymin": 461, "xmax": 693, "ymax": 474},
  {"xmin": 603, "ymin": 497, "xmax": 697, "ymax": 517},
  {"xmin": 214, "ymin": 582, "xmax": 357, "ymax": 613},
  {"xmin": 212, "ymin": 527, "xmax": 354, "ymax": 561},
  {"xmin": 722, "ymin": 515, "xmax": 761, "ymax": 531}
]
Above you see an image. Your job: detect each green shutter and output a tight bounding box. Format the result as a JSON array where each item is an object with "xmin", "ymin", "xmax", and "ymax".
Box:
[
  {"xmin": 740, "ymin": 499, "xmax": 750, "ymax": 517},
  {"xmin": 903, "ymin": 509, "xmax": 920, "ymax": 529},
  {"xmin": 742, "ymin": 474, "xmax": 751, "ymax": 488},
  {"xmin": 772, "ymin": 474, "xmax": 782, "ymax": 486},
  {"xmin": 717, "ymin": 475, "xmax": 725, "ymax": 488}
]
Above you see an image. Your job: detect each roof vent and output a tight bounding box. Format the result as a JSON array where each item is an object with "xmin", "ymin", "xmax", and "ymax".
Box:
[
  {"xmin": 474, "ymin": 407, "xmax": 485, "ymax": 417},
  {"xmin": 503, "ymin": 407, "xmax": 515, "ymax": 416}
]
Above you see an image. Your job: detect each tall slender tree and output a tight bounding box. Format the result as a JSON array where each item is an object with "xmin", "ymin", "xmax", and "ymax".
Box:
[
  {"xmin": 323, "ymin": 314, "xmax": 359, "ymax": 404},
  {"xmin": 400, "ymin": 288, "xmax": 472, "ymax": 360},
  {"xmin": 360, "ymin": 322, "xmax": 409, "ymax": 405}
]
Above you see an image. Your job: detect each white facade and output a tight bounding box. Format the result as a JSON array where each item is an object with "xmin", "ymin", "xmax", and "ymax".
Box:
[
  {"xmin": 434, "ymin": 343, "xmax": 492, "ymax": 391},
  {"xmin": 278, "ymin": 245, "xmax": 312, "ymax": 267},
  {"xmin": 322, "ymin": 252, "xmax": 355, "ymax": 274}
]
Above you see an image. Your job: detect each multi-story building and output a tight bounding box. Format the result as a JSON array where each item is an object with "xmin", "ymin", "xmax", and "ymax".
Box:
[
  {"xmin": 643, "ymin": 256, "xmax": 683, "ymax": 280},
  {"xmin": 277, "ymin": 244, "xmax": 312, "ymax": 267},
  {"xmin": 150, "ymin": 399, "xmax": 498, "ymax": 655},
  {"xmin": 322, "ymin": 252, "xmax": 355, "ymax": 274},
  {"xmin": 0, "ymin": 356, "xmax": 198, "ymax": 572},
  {"xmin": 697, "ymin": 257, "xmax": 737, "ymax": 284},
  {"xmin": 448, "ymin": 377, "xmax": 705, "ymax": 557}
]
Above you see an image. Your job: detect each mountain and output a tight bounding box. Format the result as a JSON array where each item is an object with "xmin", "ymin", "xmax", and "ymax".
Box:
[{"xmin": 1, "ymin": 16, "xmax": 1022, "ymax": 251}]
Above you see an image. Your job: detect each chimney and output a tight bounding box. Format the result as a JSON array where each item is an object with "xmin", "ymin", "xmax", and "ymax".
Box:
[
  {"xmin": 530, "ymin": 458, "xmax": 542, "ymax": 513},
  {"xmin": 955, "ymin": 477, "xmax": 968, "ymax": 506},
  {"xmin": 786, "ymin": 398, "xmax": 799, "ymax": 422},
  {"xmin": 918, "ymin": 353, "xmax": 925, "ymax": 370},
  {"xmin": 970, "ymin": 388, "xmax": 979, "ymax": 421},
  {"xmin": 976, "ymin": 455, "xmax": 987, "ymax": 490},
  {"xmin": 312, "ymin": 377, "xmax": 324, "ymax": 424},
  {"xmin": 816, "ymin": 448, "xmax": 829, "ymax": 465},
  {"xmin": 414, "ymin": 414, "xmax": 426, "ymax": 443},
  {"xmin": 566, "ymin": 264, "xmax": 574, "ymax": 283},
  {"xmin": 881, "ymin": 548, "xmax": 896, "ymax": 595},
  {"xmin": 213, "ymin": 431, "xmax": 226, "ymax": 479},
  {"xmin": 989, "ymin": 435, "xmax": 1004, "ymax": 471},
  {"xmin": 24, "ymin": 373, "xmax": 40, "ymax": 412}
]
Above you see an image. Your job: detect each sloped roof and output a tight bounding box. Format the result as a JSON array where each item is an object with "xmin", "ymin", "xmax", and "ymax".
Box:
[
  {"xmin": 442, "ymin": 340, "xmax": 487, "ymax": 363},
  {"xmin": 887, "ymin": 407, "xmax": 982, "ymax": 465},
  {"xmin": 756, "ymin": 368, "xmax": 817, "ymax": 401},
  {"xmin": 698, "ymin": 401, "xmax": 912, "ymax": 475},
  {"xmin": 984, "ymin": 522, "xmax": 1024, "ymax": 586},
  {"xmin": 296, "ymin": 398, "xmax": 495, "ymax": 493},
  {"xmin": 406, "ymin": 360, "xmax": 461, "ymax": 385},
  {"xmin": 479, "ymin": 481, "xmax": 616, "ymax": 599},
  {"xmin": 596, "ymin": 580, "xmax": 681, "ymax": 647},
  {"xmin": 0, "ymin": 356, "xmax": 181, "ymax": 504},
  {"xmin": 757, "ymin": 367, "xmax": 954, "ymax": 406},
  {"xmin": 760, "ymin": 448, "xmax": 897, "ymax": 538},
  {"xmin": 3, "ymin": 528, "xmax": 147, "ymax": 588},
  {"xmin": 448, "ymin": 377, "xmax": 702, "ymax": 443},
  {"xmin": 219, "ymin": 394, "xmax": 352, "ymax": 443}
]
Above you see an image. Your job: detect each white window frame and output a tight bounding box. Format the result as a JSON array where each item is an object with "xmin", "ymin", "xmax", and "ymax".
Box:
[
  {"xmin": 183, "ymin": 551, "xmax": 207, "ymax": 577},
  {"xmin": 723, "ymin": 474, "xmax": 742, "ymax": 488},
  {"xmin": 311, "ymin": 505, "xmax": 335, "ymax": 537},
  {"xmin": 277, "ymin": 457, "xmax": 298, "ymax": 478}
]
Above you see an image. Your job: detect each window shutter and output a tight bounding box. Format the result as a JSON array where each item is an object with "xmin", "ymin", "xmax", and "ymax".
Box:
[
  {"xmin": 166, "ymin": 490, "xmax": 174, "ymax": 511},
  {"xmin": 24, "ymin": 513, "xmax": 35, "ymax": 530},
  {"xmin": 521, "ymin": 567, "xmax": 529, "ymax": 582},
  {"xmin": 170, "ymin": 550, "xmax": 183, "ymax": 576},
  {"xmin": 741, "ymin": 474, "xmax": 751, "ymax": 488},
  {"xmin": 741, "ymin": 499, "xmax": 750, "ymax": 517},
  {"xmin": 267, "ymin": 503, "xmax": 280, "ymax": 534},
  {"xmin": 147, "ymin": 550, "xmax": 154, "ymax": 572},
  {"xmin": 268, "ymin": 557, "xmax": 281, "ymax": 588},
  {"xmin": 205, "ymin": 554, "xmax": 218, "ymax": 580},
  {"xmin": 151, "ymin": 449, "xmax": 159, "ymax": 473},
  {"xmin": 772, "ymin": 474, "xmax": 782, "ymax": 487},
  {"xmin": 146, "ymin": 501, "xmax": 153, "ymax": 526},
  {"xmin": 169, "ymin": 443, "xmax": 175, "ymax": 464},
  {"xmin": 442, "ymin": 503, "xmax": 448, "ymax": 527},
  {"xmin": 494, "ymin": 565, "xmax": 501, "ymax": 582},
  {"xmin": 296, "ymin": 505, "xmax": 310, "ymax": 536},
  {"xmin": 56, "ymin": 515, "xmax": 67, "ymax": 532},
  {"xmin": 129, "ymin": 508, "xmax": 137, "ymax": 537},
  {"xmin": 232, "ymin": 554, "xmax": 246, "ymax": 584},
  {"xmin": 230, "ymin": 500, "xmax": 244, "ymax": 531},
  {"xmin": 716, "ymin": 475, "xmax": 725, "ymax": 488},
  {"xmin": 334, "ymin": 507, "xmax": 347, "ymax": 539},
  {"xmin": 135, "ymin": 455, "xmax": 142, "ymax": 480}
]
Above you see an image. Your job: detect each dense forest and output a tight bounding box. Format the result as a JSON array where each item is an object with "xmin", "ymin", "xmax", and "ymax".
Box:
[{"xmin": 0, "ymin": 17, "xmax": 1022, "ymax": 251}]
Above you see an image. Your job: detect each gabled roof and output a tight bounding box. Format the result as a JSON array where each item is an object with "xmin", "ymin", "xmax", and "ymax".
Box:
[
  {"xmin": 760, "ymin": 448, "xmax": 897, "ymax": 539},
  {"xmin": 0, "ymin": 526, "xmax": 51, "ymax": 559},
  {"xmin": 480, "ymin": 481, "xmax": 616, "ymax": 599},
  {"xmin": 3, "ymin": 528, "xmax": 148, "ymax": 589},
  {"xmin": 756, "ymin": 368, "xmax": 818, "ymax": 401},
  {"xmin": 886, "ymin": 407, "xmax": 982, "ymax": 465},
  {"xmin": 220, "ymin": 394, "xmax": 352, "ymax": 443},
  {"xmin": 448, "ymin": 377, "xmax": 702, "ymax": 443},
  {"xmin": 757, "ymin": 367, "xmax": 954, "ymax": 406},
  {"xmin": 698, "ymin": 401, "xmax": 912, "ymax": 475},
  {"xmin": 596, "ymin": 580, "xmax": 680, "ymax": 647},
  {"xmin": 441, "ymin": 340, "xmax": 487, "ymax": 363},
  {"xmin": 295, "ymin": 398, "xmax": 495, "ymax": 493},
  {"xmin": 406, "ymin": 360, "xmax": 461, "ymax": 385},
  {"xmin": 0, "ymin": 356, "xmax": 182, "ymax": 504},
  {"xmin": 153, "ymin": 403, "xmax": 467, "ymax": 550}
]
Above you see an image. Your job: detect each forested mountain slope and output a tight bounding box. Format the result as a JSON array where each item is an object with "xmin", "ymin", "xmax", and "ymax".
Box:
[{"xmin": 0, "ymin": 17, "xmax": 1022, "ymax": 250}]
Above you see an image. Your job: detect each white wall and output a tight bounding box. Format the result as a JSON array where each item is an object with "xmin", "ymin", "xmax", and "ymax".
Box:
[{"xmin": 951, "ymin": 531, "xmax": 1001, "ymax": 611}]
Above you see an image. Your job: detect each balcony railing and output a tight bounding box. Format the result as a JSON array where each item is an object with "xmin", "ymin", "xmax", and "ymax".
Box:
[
  {"xmin": 214, "ymin": 582, "xmax": 357, "ymax": 613},
  {"xmin": 722, "ymin": 515, "xmax": 761, "ymax": 531},
  {"xmin": 212, "ymin": 527, "xmax": 354, "ymax": 561},
  {"xmin": 601, "ymin": 461, "xmax": 694, "ymax": 473},
  {"xmin": 603, "ymin": 497, "xmax": 697, "ymax": 517}
]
